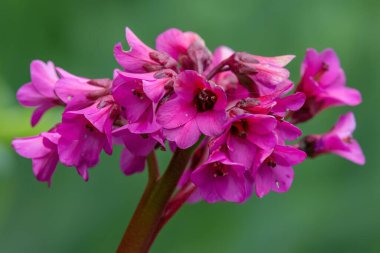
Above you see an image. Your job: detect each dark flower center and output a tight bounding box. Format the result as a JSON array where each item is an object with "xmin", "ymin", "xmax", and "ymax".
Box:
[
  {"xmin": 132, "ymin": 88, "xmax": 146, "ymax": 100},
  {"xmin": 313, "ymin": 62, "xmax": 329, "ymax": 82},
  {"xmin": 194, "ymin": 88, "xmax": 217, "ymax": 112},
  {"xmin": 85, "ymin": 124, "xmax": 95, "ymax": 132},
  {"xmin": 299, "ymin": 135, "xmax": 318, "ymax": 157},
  {"xmin": 212, "ymin": 162, "xmax": 229, "ymax": 178},
  {"xmin": 230, "ymin": 119, "xmax": 249, "ymax": 138},
  {"xmin": 265, "ymin": 158, "xmax": 277, "ymax": 168},
  {"xmin": 342, "ymin": 136, "xmax": 352, "ymax": 143}
]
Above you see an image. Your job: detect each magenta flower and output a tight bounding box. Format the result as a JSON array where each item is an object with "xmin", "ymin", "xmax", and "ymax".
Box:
[
  {"xmin": 57, "ymin": 112, "xmax": 112, "ymax": 181},
  {"xmin": 11, "ymin": 27, "xmax": 366, "ymax": 251},
  {"xmin": 156, "ymin": 28, "xmax": 211, "ymax": 73},
  {"xmin": 227, "ymin": 52, "xmax": 295, "ymax": 96},
  {"xmin": 12, "ymin": 129, "xmax": 60, "ymax": 185},
  {"xmin": 291, "ymin": 48, "xmax": 362, "ymax": 123},
  {"xmin": 55, "ymin": 68, "xmax": 112, "ymax": 106},
  {"xmin": 205, "ymin": 46, "xmax": 249, "ymax": 104},
  {"xmin": 114, "ymin": 27, "xmax": 177, "ymax": 73},
  {"xmin": 300, "ymin": 112, "xmax": 365, "ymax": 165},
  {"xmin": 210, "ymin": 114, "xmax": 277, "ymax": 169},
  {"xmin": 67, "ymin": 95, "xmax": 118, "ymax": 146},
  {"xmin": 113, "ymin": 126, "xmax": 161, "ymax": 175},
  {"xmin": 157, "ymin": 70, "xmax": 227, "ymax": 149},
  {"xmin": 16, "ymin": 60, "xmax": 62, "ymax": 126},
  {"xmin": 191, "ymin": 151, "xmax": 249, "ymax": 203},
  {"xmin": 253, "ymin": 145, "xmax": 306, "ymax": 198},
  {"xmin": 112, "ymin": 70, "xmax": 161, "ymax": 134}
]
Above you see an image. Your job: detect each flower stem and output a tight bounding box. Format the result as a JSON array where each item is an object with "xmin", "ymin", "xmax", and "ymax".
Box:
[
  {"xmin": 146, "ymin": 184, "xmax": 196, "ymax": 250},
  {"xmin": 116, "ymin": 147, "xmax": 196, "ymax": 253},
  {"xmin": 147, "ymin": 151, "xmax": 159, "ymax": 186}
]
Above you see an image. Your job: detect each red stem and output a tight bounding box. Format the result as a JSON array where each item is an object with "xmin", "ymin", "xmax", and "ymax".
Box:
[{"xmin": 116, "ymin": 147, "xmax": 196, "ymax": 253}]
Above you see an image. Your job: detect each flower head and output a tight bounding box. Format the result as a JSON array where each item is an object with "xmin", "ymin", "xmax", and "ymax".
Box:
[
  {"xmin": 191, "ymin": 151, "xmax": 249, "ymax": 203},
  {"xmin": 253, "ymin": 145, "xmax": 306, "ymax": 198},
  {"xmin": 57, "ymin": 112, "xmax": 112, "ymax": 181},
  {"xmin": 12, "ymin": 27, "xmax": 364, "ymax": 207},
  {"xmin": 291, "ymin": 48, "xmax": 362, "ymax": 123},
  {"xmin": 300, "ymin": 112, "xmax": 365, "ymax": 165},
  {"xmin": 16, "ymin": 60, "xmax": 62, "ymax": 126},
  {"xmin": 114, "ymin": 27, "xmax": 177, "ymax": 73},
  {"xmin": 12, "ymin": 129, "xmax": 60, "ymax": 185},
  {"xmin": 157, "ymin": 70, "xmax": 227, "ymax": 149}
]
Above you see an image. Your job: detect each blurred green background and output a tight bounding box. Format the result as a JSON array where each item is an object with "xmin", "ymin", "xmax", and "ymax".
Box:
[{"xmin": 0, "ymin": 0, "xmax": 379, "ymax": 252}]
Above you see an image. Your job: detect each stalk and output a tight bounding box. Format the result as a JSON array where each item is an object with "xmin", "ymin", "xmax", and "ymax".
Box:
[{"xmin": 116, "ymin": 147, "xmax": 196, "ymax": 253}]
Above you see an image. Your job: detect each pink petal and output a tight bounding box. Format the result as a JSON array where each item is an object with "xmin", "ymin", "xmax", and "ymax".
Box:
[
  {"xmin": 196, "ymin": 110, "xmax": 226, "ymax": 136},
  {"xmin": 270, "ymin": 165, "xmax": 294, "ymax": 194},
  {"xmin": 254, "ymin": 165, "xmax": 273, "ymax": 198},
  {"xmin": 156, "ymin": 97, "xmax": 196, "ymax": 129},
  {"xmin": 323, "ymin": 87, "xmax": 362, "ymax": 106},
  {"xmin": 276, "ymin": 121, "xmax": 302, "ymax": 142},
  {"xmin": 330, "ymin": 140, "xmax": 365, "ymax": 165},
  {"xmin": 55, "ymin": 78, "xmax": 104, "ymax": 104},
  {"xmin": 142, "ymin": 78, "xmax": 168, "ymax": 102},
  {"xmin": 227, "ymin": 136, "xmax": 257, "ymax": 168},
  {"xmin": 246, "ymin": 114, "xmax": 277, "ymax": 135},
  {"xmin": 31, "ymin": 102, "xmax": 56, "ymax": 127},
  {"xmin": 156, "ymin": 28, "xmax": 192, "ymax": 59},
  {"xmin": 164, "ymin": 119, "xmax": 201, "ymax": 149},
  {"xmin": 254, "ymin": 55, "xmax": 295, "ymax": 67},
  {"xmin": 16, "ymin": 82, "xmax": 46, "ymax": 106},
  {"xmin": 30, "ymin": 60, "xmax": 58, "ymax": 98},
  {"xmin": 120, "ymin": 149, "xmax": 146, "ymax": 176},
  {"xmin": 330, "ymin": 112, "xmax": 356, "ymax": 137},
  {"xmin": 12, "ymin": 136, "xmax": 50, "ymax": 158},
  {"xmin": 32, "ymin": 153, "xmax": 59, "ymax": 184},
  {"xmin": 174, "ymin": 70, "xmax": 206, "ymax": 101},
  {"xmin": 273, "ymin": 145, "xmax": 307, "ymax": 166}
]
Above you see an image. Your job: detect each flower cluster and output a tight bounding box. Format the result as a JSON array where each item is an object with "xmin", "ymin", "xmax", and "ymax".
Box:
[{"xmin": 13, "ymin": 28, "xmax": 364, "ymax": 202}]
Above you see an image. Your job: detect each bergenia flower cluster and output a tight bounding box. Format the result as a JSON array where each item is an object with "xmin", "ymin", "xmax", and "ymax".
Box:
[{"xmin": 13, "ymin": 28, "xmax": 364, "ymax": 202}]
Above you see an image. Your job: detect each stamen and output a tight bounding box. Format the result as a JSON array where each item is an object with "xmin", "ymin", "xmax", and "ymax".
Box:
[
  {"xmin": 212, "ymin": 162, "xmax": 229, "ymax": 178},
  {"xmin": 194, "ymin": 89, "xmax": 217, "ymax": 112}
]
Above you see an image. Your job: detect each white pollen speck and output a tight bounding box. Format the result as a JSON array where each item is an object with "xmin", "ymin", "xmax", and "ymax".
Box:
[
  {"xmin": 275, "ymin": 181, "xmax": 280, "ymax": 189},
  {"xmin": 67, "ymin": 95, "xmax": 72, "ymax": 101}
]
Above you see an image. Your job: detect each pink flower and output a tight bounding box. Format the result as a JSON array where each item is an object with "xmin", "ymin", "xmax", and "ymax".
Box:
[
  {"xmin": 205, "ymin": 46, "xmax": 249, "ymax": 104},
  {"xmin": 55, "ymin": 68, "xmax": 112, "ymax": 106},
  {"xmin": 291, "ymin": 48, "xmax": 362, "ymax": 123},
  {"xmin": 191, "ymin": 151, "xmax": 249, "ymax": 203},
  {"xmin": 253, "ymin": 145, "xmax": 306, "ymax": 198},
  {"xmin": 16, "ymin": 60, "xmax": 62, "ymax": 126},
  {"xmin": 230, "ymin": 88, "xmax": 304, "ymax": 145},
  {"xmin": 157, "ymin": 70, "xmax": 227, "ymax": 149},
  {"xmin": 210, "ymin": 114, "xmax": 277, "ymax": 169},
  {"xmin": 300, "ymin": 112, "xmax": 365, "ymax": 165},
  {"xmin": 114, "ymin": 27, "xmax": 177, "ymax": 73},
  {"xmin": 112, "ymin": 70, "xmax": 162, "ymax": 134},
  {"xmin": 113, "ymin": 126, "xmax": 161, "ymax": 175},
  {"xmin": 66, "ymin": 95, "xmax": 118, "ymax": 148},
  {"xmin": 12, "ymin": 129, "xmax": 60, "ymax": 185},
  {"xmin": 57, "ymin": 112, "xmax": 112, "ymax": 181},
  {"xmin": 156, "ymin": 28, "xmax": 211, "ymax": 73},
  {"xmin": 227, "ymin": 52, "xmax": 295, "ymax": 96}
]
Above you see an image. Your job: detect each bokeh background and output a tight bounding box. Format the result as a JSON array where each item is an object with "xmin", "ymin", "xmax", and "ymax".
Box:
[{"xmin": 0, "ymin": 0, "xmax": 379, "ymax": 252}]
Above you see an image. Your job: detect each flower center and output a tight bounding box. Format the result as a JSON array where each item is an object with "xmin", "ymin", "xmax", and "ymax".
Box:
[
  {"xmin": 132, "ymin": 88, "xmax": 146, "ymax": 100},
  {"xmin": 313, "ymin": 62, "xmax": 329, "ymax": 82},
  {"xmin": 230, "ymin": 119, "xmax": 249, "ymax": 138},
  {"xmin": 212, "ymin": 162, "xmax": 229, "ymax": 177},
  {"xmin": 265, "ymin": 158, "xmax": 277, "ymax": 168},
  {"xmin": 194, "ymin": 89, "xmax": 217, "ymax": 112},
  {"xmin": 342, "ymin": 136, "xmax": 352, "ymax": 143}
]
